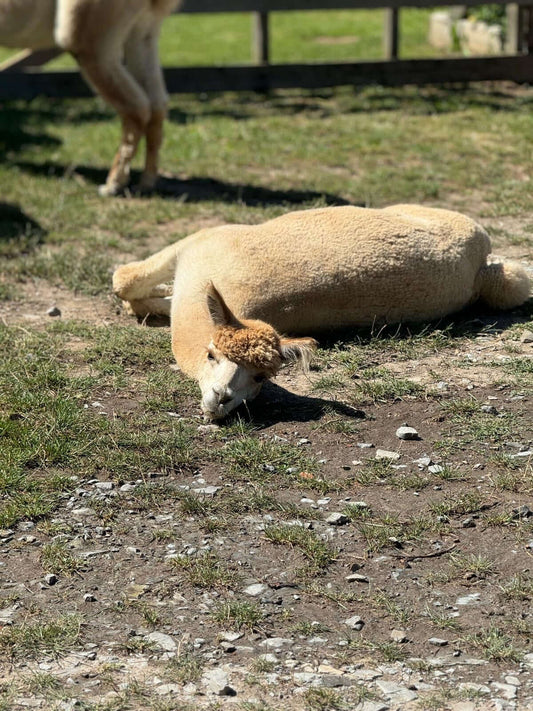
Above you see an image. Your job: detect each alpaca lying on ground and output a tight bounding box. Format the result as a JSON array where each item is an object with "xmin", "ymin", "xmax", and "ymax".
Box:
[
  {"xmin": 113, "ymin": 204, "xmax": 531, "ymax": 420},
  {"xmin": 0, "ymin": 0, "xmax": 180, "ymax": 195}
]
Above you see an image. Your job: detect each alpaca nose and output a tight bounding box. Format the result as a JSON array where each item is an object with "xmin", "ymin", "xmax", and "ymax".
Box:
[{"xmin": 214, "ymin": 387, "xmax": 232, "ymax": 405}]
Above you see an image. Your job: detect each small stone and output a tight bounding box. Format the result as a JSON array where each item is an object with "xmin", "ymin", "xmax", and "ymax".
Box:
[
  {"xmin": 47, "ymin": 306, "xmax": 61, "ymax": 317},
  {"xmin": 126, "ymin": 546, "xmax": 141, "ymax": 554},
  {"xmin": 510, "ymin": 449, "xmax": 533, "ymax": 459},
  {"xmin": 413, "ymin": 456, "xmax": 432, "ymax": 468},
  {"xmin": 146, "ymin": 632, "xmax": 177, "ymax": 652},
  {"xmin": 18, "ymin": 521, "xmax": 35, "ymax": 531},
  {"xmin": 95, "ymin": 481, "xmax": 114, "ymax": 490},
  {"xmin": 346, "ymin": 573, "xmax": 369, "ymax": 583},
  {"xmin": 44, "ymin": 573, "xmax": 57, "ymax": 586},
  {"xmin": 376, "ymin": 680, "xmax": 418, "ymax": 703},
  {"xmin": 155, "ymin": 684, "xmax": 182, "ymax": 695},
  {"xmin": 523, "ymin": 652, "xmax": 533, "ymax": 668},
  {"xmin": 193, "ymin": 485, "xmax": 220, "ymax": 495},
  {"xmin": 259, "ymin": 637, "xmax": 293, "ymax": 649},
  {"xmin": 243, "ymin": 583, "xmax": 268, "ymax": 597},
  {"xmin": 428, "ymin": 464, "xmax": 444, "ymax": 474},
  {"xmin": 83, "ymin": 593, "xmax": 97, "ymax": 602},
  {"xmin": 456, "ymin": 592, "xmax": 481, "ymax": 606},
  {"xmin": 344, "ymin": 615, "xmax": 365, "ymax": 630},
  {"xmin": 202, "ymin": 669, "xmax": 236, "ymax": 696},
  {"xmin": 519, "ymin": 329, "xmax": 533, "ymax": 343},
  {"xmin": 428, "ymin": 637, "xmax": 448, "ymax": 646},
  {"xmin": 375, "ymin": 449, "xmax": 401, "ymax": 461},
  {"xmin": 357, "ymin": 443, "xmax": 374, "ymax": 449},
  {"xmin": 72, "ymin": 507, "xmax": 96, "ymax": 517},
  {"xmin": 325, "ymin": 512, "xmax": 349, "ymax": 526},
  {"xmin": 220, "ymin": 631, "xmax": 243, "ymax": 642},
  {"xmin": 461, "ymin": 517, "xmax": 476, "ymax": 528},
  {"xmin": 390, "ymin": 629, "xmax": 407, "ymax": 643},
  {"xmin": 491, "ymin": 682, "xmax": 517, "ymax": 700},
  {"xmin": 512, "ymin": 505, "xmax": 532, "ymax": 519},
  {"xmin": 504, "ymin": 676, "xmax": 520, "ymax": 686},
  {"xmin": 197, "ymin": 424, "xmax": 219, "ymax": 434},
  {"xmin": 481, "ymin": 405, "xmax": 498, "ymax": 414},
  {"xmin": 396, "ymin": 426, "xmax": 419, "ymax": 440}
]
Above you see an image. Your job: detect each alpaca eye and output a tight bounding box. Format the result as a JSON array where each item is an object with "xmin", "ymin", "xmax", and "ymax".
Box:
[
  {"xmin": 207, "ymin": 352, "xmax": 215, "ymax": 362},
  {"xmin": 254, "ymin": 374, "xmax": 266, "ymax": 383}
]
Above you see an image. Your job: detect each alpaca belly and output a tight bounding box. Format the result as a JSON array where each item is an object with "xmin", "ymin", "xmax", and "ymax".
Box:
[{"xmin": 244, "ymin": 254, "xmax": 482, "ymax": 333}]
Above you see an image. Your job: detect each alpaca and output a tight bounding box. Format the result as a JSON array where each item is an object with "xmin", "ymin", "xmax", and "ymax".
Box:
[
  {"xmin": 0, "ymin": 0, "xmax": 181, "ymax": 195},
  {"xmin": 113, "ymin": 204, "xmax": 531, "ymax": 419}
]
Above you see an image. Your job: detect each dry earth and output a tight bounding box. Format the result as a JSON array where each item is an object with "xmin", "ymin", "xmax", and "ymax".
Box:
[{"xmin": 0, "ymin": 229, "xmax": 532, "ymax": 711}]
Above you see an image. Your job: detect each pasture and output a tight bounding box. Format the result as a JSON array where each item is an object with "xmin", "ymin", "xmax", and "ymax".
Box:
[{"xmin": 1, "ymin": 9, "xmax": 533, "ymax": 711}]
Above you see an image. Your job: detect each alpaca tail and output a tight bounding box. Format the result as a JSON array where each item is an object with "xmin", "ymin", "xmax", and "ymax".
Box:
[{"xmin": 476, "ymin": 261, "xmax": 531, "ymax": 310}]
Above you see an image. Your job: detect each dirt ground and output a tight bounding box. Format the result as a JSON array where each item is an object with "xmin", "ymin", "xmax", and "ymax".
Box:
[{"xmin": 0, "ymin": 231, "xmax": 532, "ymax": 711}]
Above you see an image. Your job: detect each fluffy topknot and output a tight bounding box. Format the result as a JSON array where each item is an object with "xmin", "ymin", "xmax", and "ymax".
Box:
[{"xmin": 212, "ymin": 325, "xmax": 283, "ymax": 376}]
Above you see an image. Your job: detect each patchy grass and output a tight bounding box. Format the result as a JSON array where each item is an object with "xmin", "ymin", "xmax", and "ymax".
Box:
[
  {"xmin": 264, "ymin": 522, "xmax": 336, "ymax": 571},
  {"xmin": 210, "ymin": 600, "xmax": 264, "ymax": 630},
  {"xmin": 171, "ymin": 552, "xmax": 240, "ymax": 589},
  {"xmin": 0, "ymin": 614, "xmax": 82, "ymax": 661},
  {"xmin": 463, "ymin": 626, "xmax": 522, "ymax": 662}
]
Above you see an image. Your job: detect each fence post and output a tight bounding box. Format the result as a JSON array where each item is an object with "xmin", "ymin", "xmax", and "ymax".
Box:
[
  {"xmin": 383, "ymin": 8, "xmax": 399, "ymax": 59},
  {"xmin": 506, "ymin": 4, "xmax": 522, "ymax": 52},
  {"xmin": 253, "ymin": 11, "xmax": 270, "ymax": 64}
]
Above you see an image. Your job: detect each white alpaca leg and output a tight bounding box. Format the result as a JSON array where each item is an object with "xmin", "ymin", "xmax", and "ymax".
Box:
[
  {"xmin": 113, "ymin": 241, "xmax": 182, "ymax": 301},
  {"xmin": 55, "ymin": 0, "xmax": 151, "ymax": 195},
  {"xmin": 124, "ymin": 20, "xmax": 168, "ymax": 191},
  {"xmin": 128, "ymin": 296, "xmax": 172, "ymax": 318}
]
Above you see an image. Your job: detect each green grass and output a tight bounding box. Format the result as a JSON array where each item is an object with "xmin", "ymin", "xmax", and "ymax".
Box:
[
  {"xmin": 463, "ymin": 626, "xmax": 522, "ymax": 662},
  {"xmin": 211, "ymin": 600, "xmax": 264, "ymax": 630},
  {"xmin": 0, "ymin": 323, "xmax": 199, "ymax": 528},
  {"xmin": 0, "ymin": 614, "xmax": 82, "ymax": 661},
  {"xmin": 264, "ymin": 522, "xmax": 336, "ymax": 571},
  {"xmin": 171, "ymin": 551, "xmax": 240, "ymax": 589}
]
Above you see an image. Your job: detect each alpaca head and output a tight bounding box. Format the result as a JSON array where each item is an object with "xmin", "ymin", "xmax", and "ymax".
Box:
[{"xmin": 198, "ymin": 283, "xmax": 317, "ymax": 420}]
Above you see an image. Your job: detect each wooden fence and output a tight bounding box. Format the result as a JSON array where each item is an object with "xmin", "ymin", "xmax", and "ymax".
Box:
[{"xmin": 1, "ymin": 0, "xmax": 533, "ymax": 99}]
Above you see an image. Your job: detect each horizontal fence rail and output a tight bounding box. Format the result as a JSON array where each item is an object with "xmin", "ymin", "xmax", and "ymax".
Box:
[
  {"xmin": 178, "ymin": 0, "xmax": 533, "ymax": 10},
  {"xmin": 1, "ymin": 1, "xmax": 533, "ymax": 100}
]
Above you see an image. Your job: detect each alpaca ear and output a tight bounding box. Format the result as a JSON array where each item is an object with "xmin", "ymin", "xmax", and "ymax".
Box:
[
  {"xmin": 280, "ymin": 337, "xmax": 318, "ymax": 371},
  {"xmin": 206, "ymin": 282, "xmax": 240, "ymax": 327}
]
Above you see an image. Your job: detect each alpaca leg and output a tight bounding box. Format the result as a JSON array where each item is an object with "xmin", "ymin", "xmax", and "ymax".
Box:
[
  {"xmin": 78, "ymin": 57, "xmax": 150, "ymax": 196},
  {"xmin": 127, "ymin": 296, "xmax": 172, "ymax": 318},
  {"xmin": 55, "ymin": 0, "xmax": 151, "ymax": 195},
  {"xmin": 113, "ymin": 241, "xmax": 182, "ymax": 301},
  {"xmin": 124, "ymin": 22, "xmax": 168, "ymax": 192}
]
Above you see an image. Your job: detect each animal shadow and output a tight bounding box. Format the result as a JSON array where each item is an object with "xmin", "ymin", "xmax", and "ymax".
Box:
[
  {"xmin": 11, "ymin": 160, "xmax": 350, "ymax": 207},
  {"xmin": 0, "ymin": 202, "xmax": 46, "ymax": 249},
  {"xmin": 244, "ymin": 380, "xmax": 366, "ymax": 427}
]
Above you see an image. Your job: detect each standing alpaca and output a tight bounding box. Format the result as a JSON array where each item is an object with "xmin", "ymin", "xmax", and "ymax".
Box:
[
  {"xmin": 0, "ymin": 0, "xmax": 181, "ymax": 195},
  {"xmin": 113, "ymin": 204, "xmax": 531, "ymax": 419}
]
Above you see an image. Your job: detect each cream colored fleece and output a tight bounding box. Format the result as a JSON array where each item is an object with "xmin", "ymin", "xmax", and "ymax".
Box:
[{"xmin": 113, "ymin": 204, "xmax": 531, "ymax": 378}]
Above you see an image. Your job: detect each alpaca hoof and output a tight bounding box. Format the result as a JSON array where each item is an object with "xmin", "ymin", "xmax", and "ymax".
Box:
[
  {"xmin": 98, "ymin": 182, "xmax": 125, "ymax": 197},
  {"xmin": 135, "ymin": 174, "xmax": 158, "ymax": 196}
]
